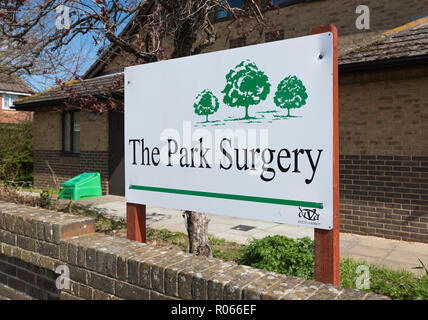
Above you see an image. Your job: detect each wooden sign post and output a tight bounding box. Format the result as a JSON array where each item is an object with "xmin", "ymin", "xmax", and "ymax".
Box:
[
  {"xmin": 312, "ymin": 24, "xmax": 340, "ymax": 286},
  {"xmin": 126, "ymin": 202, "xmax": 146, "ymax": 243}
]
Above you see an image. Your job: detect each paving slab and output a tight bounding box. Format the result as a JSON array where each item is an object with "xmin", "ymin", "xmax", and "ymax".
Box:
[
  {"xmin": 339, "ymin": 240, "xmax": 357, "ymax": 252},
  {"xmin": 385, "ymin": 250, "xmax": 428, "ymax": 265},
  {"xmin": 346, "ymin": 245, "xmax": 394, "ymax": 259},
  {"xmin": 340, "ymin": 254, "xmax": 385, "ymax": 266},
  {"xmin": 357, "ymin": 237, "xmax": 400, "ymax": 250}
]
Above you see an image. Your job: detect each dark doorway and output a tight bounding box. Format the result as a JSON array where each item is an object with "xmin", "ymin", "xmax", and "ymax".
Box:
[{"xmin": 109, "ymin": 111, "xmax": 125, "ymax": 196}]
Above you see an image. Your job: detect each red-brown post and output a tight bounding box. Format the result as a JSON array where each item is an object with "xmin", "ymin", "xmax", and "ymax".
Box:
[
  {"xmin": 126, "ymin": 202, "xmax": 147, "ymax": 243},
  {"xmin": 312, "ymin": 24, "xmax": 340, "ymax": 286}
]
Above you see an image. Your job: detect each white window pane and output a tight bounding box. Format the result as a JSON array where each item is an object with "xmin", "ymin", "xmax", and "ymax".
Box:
[
  {"xmin": 2, "ymin": 94, "xmax": 9, "ymax": 110},
  {"xmin": 64, "ymin": 112, "xmax": 71, "ymax": 152},
  {"xmin": 72, "ymin": 112, "xmax": 80, "ymax": 153},
  {"xmin": 2, "ymin": 94, "xmax": 19, "ymax": 110}
]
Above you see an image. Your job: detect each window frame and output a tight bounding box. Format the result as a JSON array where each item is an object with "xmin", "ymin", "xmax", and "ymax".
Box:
[
  {"xmin": 62, "ymin": 110, "xmax": 80, "ymax": 156},
  {"xmin": 2, "ymin": 93, "xmax": 18, "ymax": 110}
]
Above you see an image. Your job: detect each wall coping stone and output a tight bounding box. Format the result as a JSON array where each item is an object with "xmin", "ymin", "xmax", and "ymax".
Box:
[
  {"xmin": 0, "ymin": 201, "xmax": 390, "ymax": 300},
  {"xmin": 0, "ymin": 201, "xmax": 95, "ymax": 244}
]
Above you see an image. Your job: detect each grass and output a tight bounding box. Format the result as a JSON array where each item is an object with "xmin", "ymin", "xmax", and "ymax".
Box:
[
  {"xmin": 340, "ymin": 258, "xmax": 428, "ymax": 300},
  {"xmin": 144, "ymin": 228, "xmax": 244, "ymax": 262},
  {"xmin": 21, "ymin": 186, "xmax": 59, "ymax": 195},
  {"xmin": 68, "ymin": 205, "xmax": 127, "ymax": 233}
]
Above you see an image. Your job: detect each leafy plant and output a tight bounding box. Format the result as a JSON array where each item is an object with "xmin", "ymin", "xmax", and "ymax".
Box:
[
  {"xmin": 413, "ymin": 258, "xmax": 428, "ymax": 276},
  {"xmin": 340, "ymin": 258, "xmax": 428, "ymax": 300},
  {"xmin": 0, "ymin": 122, "xmax": 33, "ymax": 183},
  {"xmin": 222, "ymin": 60, "xmax": 271, "ymax": 119},
  {"xmin": 238, "ymin": 235, "xmax": 315, "ymax": 279}
]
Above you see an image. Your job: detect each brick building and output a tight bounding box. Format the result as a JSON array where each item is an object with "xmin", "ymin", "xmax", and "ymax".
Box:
[
  {"xmin": 0, "ymin": 72, "xmax": 33, "ymax": 123},
  {"xmin": 13, "ymin": 0, "xmax": 428, "ymax": 243}
]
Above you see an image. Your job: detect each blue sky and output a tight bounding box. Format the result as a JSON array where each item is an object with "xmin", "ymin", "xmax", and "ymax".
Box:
[{"xmin": 21, "ymin": 1, "xmax": 134, "ymax": 93}]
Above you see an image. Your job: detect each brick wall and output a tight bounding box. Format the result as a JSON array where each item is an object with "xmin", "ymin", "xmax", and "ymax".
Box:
[
  {"xmin": 33, "ymin": 109, "xmax": 110, "ymax": 194},
  {"xmin": 0, "ymin": 201, "xmax": 387, "ymax": 300},
  {"xmin": 339, "ymin": 66, "xmax": 428, "ymax": 243},
  {"xmin": 102, "ymin": 0, "xmax": 428, "ymax": 73},
  {"xmin": 340, "ymin": 155, "xmax": 428, "ymax": 243},
  {"xmin": 209, "ymin": 0, "xmax": 428, "ymax": 51},
  {"xmin": 34, "ymin": 150, "xmax": 109, "ymax": 195},
  {"xmin": 0, "ymin": 202, "xmax": 95, "ymax": 299}
]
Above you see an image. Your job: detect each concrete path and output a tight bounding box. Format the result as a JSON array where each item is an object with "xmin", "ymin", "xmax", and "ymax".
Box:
[{"xmin": 72, "ymin": 195, "xmax": 428, "ymax": 277}]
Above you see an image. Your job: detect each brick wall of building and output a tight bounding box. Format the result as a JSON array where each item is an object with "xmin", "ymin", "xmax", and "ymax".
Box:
[
  {"xmin": 339, "ymin": 65, "xmax": 428, "ymax": 243},
  {"xmin": 0, "ymin": 95, "xmax": 33, "ymax": 124},
  {"xmin": 33, "ymin": 110, "xmax": 110, "ymax": 194},
  {"xmin": 209, "ymin": 0, "xmax": 428, "ymax": 51},
  {"xmin": 102, "ymin": 0, "xmax": 428, "ymax": 73}
]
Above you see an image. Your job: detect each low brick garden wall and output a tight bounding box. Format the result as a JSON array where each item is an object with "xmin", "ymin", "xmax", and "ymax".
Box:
[{"xmin": 0, "ymin": 201, "xmax": 388, "ymax": 300}]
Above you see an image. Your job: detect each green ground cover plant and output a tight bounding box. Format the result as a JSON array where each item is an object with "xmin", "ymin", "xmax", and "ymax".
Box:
[
  {"xmin": 0, "ymin": 122, "xmax": 33, "ymax": 183},
  {"xmin": 240, "ymin": 235, "xmax": 428, "ymax": 300},
  {"xmin": 238, "ymin": 235, "xmax": 315, "ymax": 279}
]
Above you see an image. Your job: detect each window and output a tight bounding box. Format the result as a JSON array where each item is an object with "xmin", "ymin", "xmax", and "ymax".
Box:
[
  {"xmin": 63, "ymin": 111, "xmax": 80, "ymax": 154},
  {"xmin": 2, "ymin": 94, "xmax": 18, "ymax": 110},
  {"xmin": 216, "ymin": 0, "xmax": 243, "ymax": 20}
]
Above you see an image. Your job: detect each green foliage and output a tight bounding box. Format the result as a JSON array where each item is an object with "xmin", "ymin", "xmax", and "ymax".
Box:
[
  {"xmin": 238, "ymin": 235, "xmax": 315, "ymax": 279},
  {"xmin": 209, "ymin": 234, "xmax": 243, "ymax": 262},
  {"xmin": 222, "ymin": 60, "xmax": 271, "ymax": 119},
  {"xmin": 340, "ymin": 258, "xmax": 428, "ymax": 300},
  {"xmin": 413, "ymin": 258, "xmax": 428, "ymax": 276},
  {"xmin": 193, "ymin": 89, "xmax": 219, "ymax": 122},
  {"xmin": 0, "ymin": 122, "xmax": 33, "ymax": 182},
  {"xmin": 238, "ymin": 235, "xmax": 428, "ymax": 300},
  {"xmin": 274, "ymin": 75, "xmax": 308, "ymax": 116}
]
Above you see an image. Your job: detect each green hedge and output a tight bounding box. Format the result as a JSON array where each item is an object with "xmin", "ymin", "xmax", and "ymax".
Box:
[{"xmin": 0, "ymin": 122, "xmax": 33, "ymax": 183}]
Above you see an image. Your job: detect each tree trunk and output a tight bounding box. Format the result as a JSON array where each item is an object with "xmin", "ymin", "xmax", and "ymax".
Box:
[
  {"xmin": 182, "ymin": 210, "xmax": 212, "ymax": 257},
  {"xmin": 174, "ymin": 21, "xmax": 213, "ymax": 257}
]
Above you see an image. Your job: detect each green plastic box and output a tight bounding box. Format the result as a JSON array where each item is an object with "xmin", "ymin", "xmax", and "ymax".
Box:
[{"xmin": 59, "ymin": 172, "xmax": 103, "ymax": 201}]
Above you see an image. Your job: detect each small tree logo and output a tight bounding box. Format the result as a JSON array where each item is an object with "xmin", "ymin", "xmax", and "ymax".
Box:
[
  {"xmin": 273, "ymin": 75, "xmax": 308, "ymax": 116},
  {"xmin": 193, "ymin": 89, "xmax": 219, "ymax": 122},
  {"xmin": 222, "ymin": 60, "xmax": 271, "ymax": 119}
]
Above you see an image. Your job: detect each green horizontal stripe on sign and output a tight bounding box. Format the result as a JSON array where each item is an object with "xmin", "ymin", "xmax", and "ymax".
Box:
[{"xmin": 129, "ymin": 185, "xmax": 323, "ymax": 209}]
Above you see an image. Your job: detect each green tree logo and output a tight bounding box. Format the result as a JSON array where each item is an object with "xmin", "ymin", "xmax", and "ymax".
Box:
[
  {"xmin": 193, "ymin": 89, "xmax": 219, "ymax": 122},
  {"xmin": 222, "ymin": 60, "xmax": 271, "ymax": 119},
  {"xmin": 273, "ymin": 75, "xmax": 308, "ymax": 116}
]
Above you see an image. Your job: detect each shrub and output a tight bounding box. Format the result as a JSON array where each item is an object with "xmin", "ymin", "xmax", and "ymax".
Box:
[
  {"xmin": 238, "ymin": 235, "xmax": 428, "ymax": 300},
  {"xmin": 0, "ymin": 122, "xmax": 33, "ymax": 183},
  {"xmin": 340, "ymin": 258, "xmax": 428, "ymax": 300},
  {"xmin": 238, "ymin": 235, "xmax": 315, "ymax": 279}
]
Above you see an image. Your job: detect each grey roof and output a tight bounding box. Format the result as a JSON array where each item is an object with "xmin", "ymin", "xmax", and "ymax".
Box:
[
  {"xmin": 339, "ymin": 17, "xmax": 428, "ymax": 65},
  {"xmin": 14, "ymin": 72, "xmax": 123, "ymax": 109},
  {"xmin": 0, "ymin": 71, "xmax": 34, "ymax": 94}
]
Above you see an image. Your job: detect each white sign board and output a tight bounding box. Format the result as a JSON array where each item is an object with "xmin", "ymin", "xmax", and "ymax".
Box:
[{"xmin": 125, "ymin": 32, "xmax": 334, "ymax": 229}]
